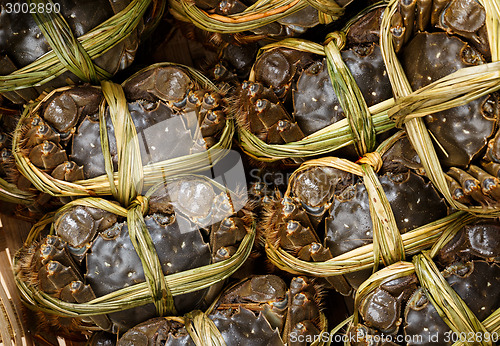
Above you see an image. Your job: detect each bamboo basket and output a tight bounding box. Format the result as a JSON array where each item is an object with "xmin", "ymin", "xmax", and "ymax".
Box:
[{"xmin": 0, "ymin": 213, "xmax": 33, "ymax": 346}]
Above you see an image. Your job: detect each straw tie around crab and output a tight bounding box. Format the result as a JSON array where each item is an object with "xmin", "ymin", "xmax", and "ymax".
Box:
[
  {"xmin": 14, "ymin": 193, "xmax": 256, "ymax": 322},
  {"xmin": 237, "ymin": 4, "xmax": 397, "ymax": 162},
  {"xmin": 350, "ymin": 245, "xmax": 500, "ymax": 346},
  {"xmin": 0, "ymin": 0, "xmax": 161, "ymax": 94},
  {"xmin": 12, "ymin": 63, "xmax": 234, "ymax": 203},
  {"xmin": 169, "ymin": 0, "xmax": 345, "ymax": 34},
  {"xmin": 380, "ymin": 0, "xmax": 500, "ymax": 215},
  {"xmin": 265, "ymin": 131, "xmax": 476, "ymax": 279}
]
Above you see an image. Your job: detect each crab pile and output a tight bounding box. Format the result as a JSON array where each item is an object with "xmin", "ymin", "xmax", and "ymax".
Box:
[{"xmin": 4, "ymin": 0, "xmax": 500, "ymax": 344}]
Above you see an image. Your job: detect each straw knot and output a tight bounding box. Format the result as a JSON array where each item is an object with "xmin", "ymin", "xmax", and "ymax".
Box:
[
  {"xmin": 357, "ymin": 152, "xmax": 382, "ymax": 172},
  {"xmin": 324, "ymin": 31, "xmax": 346, "ymax": 50},
  {"xmin": 131, "ymin": 195, "xmax": 149, "ymax": 215}
]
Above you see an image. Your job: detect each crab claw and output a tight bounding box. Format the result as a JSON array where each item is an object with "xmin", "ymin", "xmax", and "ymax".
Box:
[
  {"xmin": 276, "ymin": 120, "xmax": 304, "ymax": 143},
  {"xmin": 51, "ymin": 161, "xmax": 84, "ymax": 182},
  {"xmin": 254, "ymin": 99, "xmax": 289, "ymax": 128},
  {"xmin": 25, "ymin": 121, "xmax": 60, "ymax": 148},
  {"xmin": 60, "ymin": 281, "xmax": 112, "ymax": 331},
  {"xmin": 447, "ymin": 167, "xmax": 496, "ymax": 206},
  {"xmin": 444, "ymin": 173, "xmax": 473, "ymax": 204},
  {"xmin": 38, "ymin": 260, "xmax": 81, "ymax": 294},
  {"xmin": 200, "ymin": 110, "xmax": 226, "ymax": 137},
  {"xmin": 399, "ymin": 0, "xmax": 416, "ymax": 42},
  {"xmin": 468, "ymin": 165, "xmax": 500, "ymax": 201},
  {"xmin": 29, "ymin": 140, "xmax": 68, "ymax": 170}
]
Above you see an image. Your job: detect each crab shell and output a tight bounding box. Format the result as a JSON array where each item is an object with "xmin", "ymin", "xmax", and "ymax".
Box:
[
  {"xmin": 293, "ymin": 44, "xmax": 393, "ymax": 137},
  {"xmin": 85, "ymin": 213, "xmax": 213, "ymax": 331},
  {"xmin": 0, "ymin": 0, "xmax": 139, "ymax": 103},
  {"xmin": 19, "ymin": 66, "xmax": 228, "ymax": 183},
  {"xmin": 326, "ymin": 170, "xmax": 448, "ymax": 289},
  {"xmin": 117, "ymin": 275, "xmax": 324, "ymax": 346},
  {"xmin": 400, "ymin": 32, "xmax": 497, "ymax": 169},
  {"xmin": 404, "ymin": 260, "xmax": 500, "ymax": 344}
]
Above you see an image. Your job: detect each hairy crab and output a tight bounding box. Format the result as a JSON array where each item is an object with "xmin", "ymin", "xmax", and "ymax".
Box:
[
  {"xmin": 117, "ymin": 274, "xmax": 326, "ymax": 345},
  {"xmin": 0, "ymin": 0, "xmax": 153, "ymax": 104},
  {"xmin": 12, "ymin": 64, "xmax": 230, "ymax": 199},
  {"xmin": 347, "ymin": 218, "xmax": 500, "ymax": 345},
  {"xmin": 14, "ymin": 176, "xmax": 254, "ymax": 338},
  {"xmin": 264, "ymin": 134, "xmax": 449, "ymax": 295},
  {"xmin": 387, "ymin": 0, "xmax": 500, "ymax": 208},
  {"xmin": 233, "ymin": 7, "xmax": 395, "ymax": 158}
]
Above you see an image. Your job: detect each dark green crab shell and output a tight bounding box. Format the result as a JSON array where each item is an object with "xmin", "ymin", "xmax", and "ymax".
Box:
[
  {"xmin": 326, "ymin": 170, "xmax": 449, "ymax": 288},
  {"xmin": 0, "ymin": 0, "xmax": 139, "ymax": 103},
  {"xmin": 400, "ymin": 32, "xmax": 497, "ymax": 168},
  {"xmin": 85, "ymin": 214, "xmax": 212, "ymax": 331}
]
